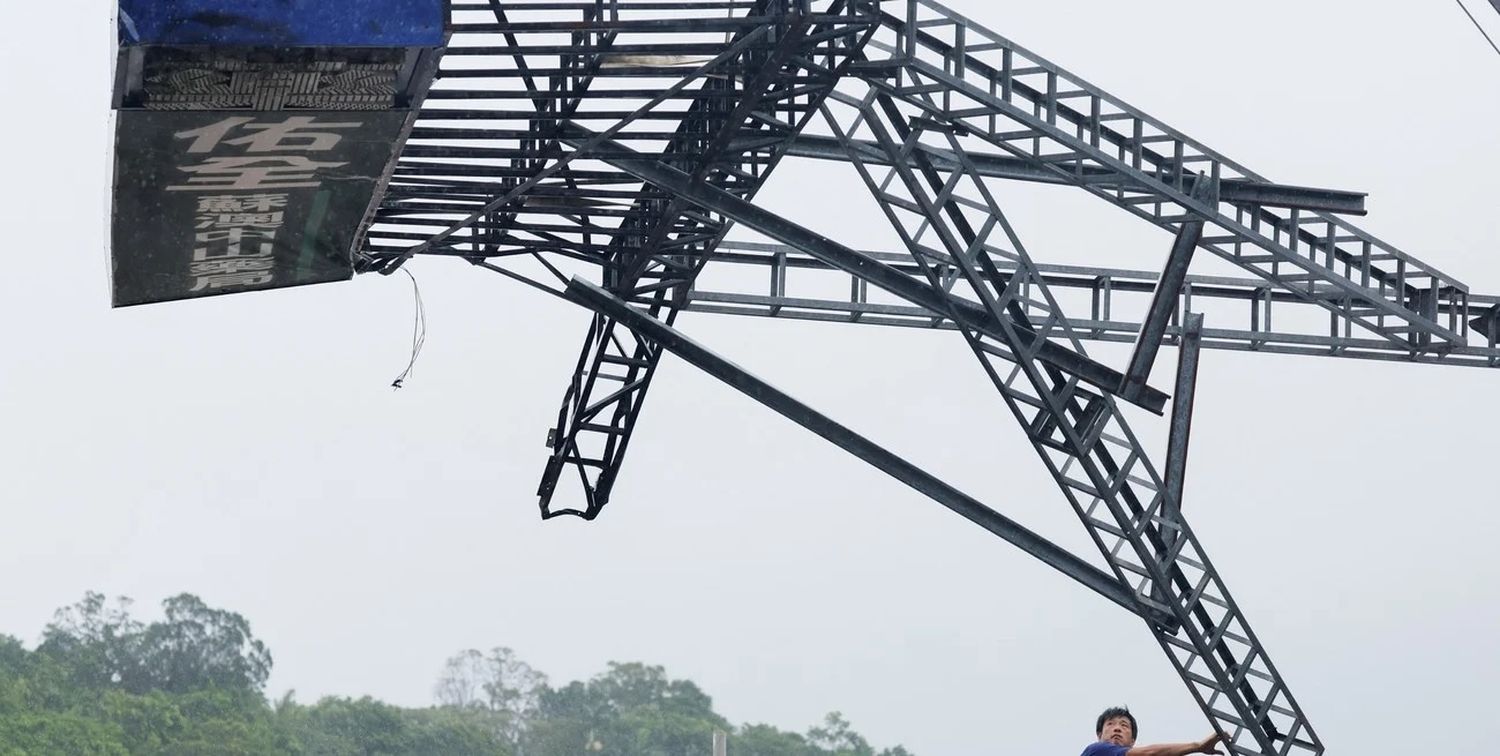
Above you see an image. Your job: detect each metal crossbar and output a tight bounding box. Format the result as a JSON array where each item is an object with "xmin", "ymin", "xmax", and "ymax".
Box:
[{"xmin": 681, "ymin": 242, "xmax": 1500, "ymax": 367}]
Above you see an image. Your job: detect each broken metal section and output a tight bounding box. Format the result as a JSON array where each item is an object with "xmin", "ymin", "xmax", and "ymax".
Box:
[
  {"xmin": 567, "ymin": 277, "xmax": 1177, "ymax": 630},
  {"xmin": 1164, "ymin": 312, "xmax": 1205, "ymax": 524},
  {"xmin": 1121, "ymin": 178, "xmax": 1212, "ymax": 403}
]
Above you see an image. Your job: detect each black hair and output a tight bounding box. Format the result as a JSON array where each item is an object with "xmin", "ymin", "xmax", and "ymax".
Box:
[{"xmin": 1095, "ymin": 706, "xmax": 1137, "ymax": 739}]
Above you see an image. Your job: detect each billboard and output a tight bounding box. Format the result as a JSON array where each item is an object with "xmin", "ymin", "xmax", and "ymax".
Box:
[{"xmin": 110, "ymin": 109, "xmax": 409, "ymax": 307}]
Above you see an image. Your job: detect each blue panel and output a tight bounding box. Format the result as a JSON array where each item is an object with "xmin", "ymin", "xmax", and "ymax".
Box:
[{"xmin": 119, "ymin": 0, "xmax": 447, "ymax": 47}]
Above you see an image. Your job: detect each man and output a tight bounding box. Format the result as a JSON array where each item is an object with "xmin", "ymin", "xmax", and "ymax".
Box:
[{"xmin": 1081, "ymin": 706, "xmax": 1225, "ymax": 756}]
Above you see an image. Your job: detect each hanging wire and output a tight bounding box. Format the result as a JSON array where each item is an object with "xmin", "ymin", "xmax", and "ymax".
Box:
[
  {"xmin": 391, "ymin": 268, "xmax": 427, "ymax": 389},
  {"xmin": 1457, "ymin": 0, "xmax": 1500, "ymax": 57}
]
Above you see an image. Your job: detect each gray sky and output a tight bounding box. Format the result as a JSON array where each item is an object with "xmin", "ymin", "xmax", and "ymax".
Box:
[{"xmin": 2, "ymin": 1, "xmax": 1498, "ymax": 754}]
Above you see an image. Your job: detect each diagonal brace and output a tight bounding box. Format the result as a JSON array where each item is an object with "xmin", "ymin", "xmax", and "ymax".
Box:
[
  {"xmin": 560, "ymin": 122, "xmax": 1171, "ymax": 414},
  {"xmin": 778, "ymin": 134, "xmax": 1368, "ymax": 215},
  {"xmin": 1164, "ymin": 312, "xmax": 1204, "ymax": 525},
  {"xmin": 565, "ymin": 276, "xmax": 1176, "ymax": 630},
  {"xmin": 1121, "ymin": 178, "xmax": 1211, "ymax": 403}
]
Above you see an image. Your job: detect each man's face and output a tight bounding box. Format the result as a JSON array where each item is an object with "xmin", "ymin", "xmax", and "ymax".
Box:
[{"xmin": 1099, "ymin": 716, "xmax": 1136, "ymax": 747}]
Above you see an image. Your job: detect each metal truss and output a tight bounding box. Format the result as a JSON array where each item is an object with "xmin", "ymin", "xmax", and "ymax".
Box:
[
  {"xmin": 861, "ymin": 0, "xmax": 1480, "ymax": 357},
  {"xmin": 363, "ymin": 0, "xmax": 879, "ymax": 518},
  {"xmin": 683, "ymin": 241, "xmax": 1500, "ymax": 367},
  {"xmin": 811, "ymin": 81, "xmax": 1318, "ymax": 755},
  {"xmin": 347, "ymin": 1, "xmax": 1500, "ymax": 752},
  {"xmin": 533, "ymin": 3, "xmax": 879, "ymax": 518},
  {"xmin": 544, "ymin": 116, "xmax": 1316, "ymax": 753}
]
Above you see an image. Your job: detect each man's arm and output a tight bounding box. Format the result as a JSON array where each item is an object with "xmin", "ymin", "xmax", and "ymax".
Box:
[{"xmin": 1127, "ymin": 732, "xmax": 1225, "ymax": 756}]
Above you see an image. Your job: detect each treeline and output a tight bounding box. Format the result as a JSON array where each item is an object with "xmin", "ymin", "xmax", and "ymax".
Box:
[{"xmin": 0, "ymin": 593, "xmax": 914, "ymax": 756}]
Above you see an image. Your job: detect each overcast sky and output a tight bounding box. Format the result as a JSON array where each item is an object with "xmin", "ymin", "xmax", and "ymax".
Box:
[{"xmin": 2, "ymin": 2, "xmax": 1499, "ymax": 754}]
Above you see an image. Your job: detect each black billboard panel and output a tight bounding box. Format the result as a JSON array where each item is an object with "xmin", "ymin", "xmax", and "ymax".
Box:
[{"xmin": 110, "ymin": 109, "xmax": 409, "ymax": 307}]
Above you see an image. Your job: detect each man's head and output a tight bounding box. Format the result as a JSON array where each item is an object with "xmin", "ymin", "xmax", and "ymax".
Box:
[{"xmin": 1095, "ymin": 706, "xmax": 1137, "ymax": 747}]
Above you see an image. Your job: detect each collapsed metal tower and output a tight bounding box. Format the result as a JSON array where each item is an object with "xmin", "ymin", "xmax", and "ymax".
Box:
[{"xmin": 354, "ymin": 2, "xmax": 1500, "ymax": 754}]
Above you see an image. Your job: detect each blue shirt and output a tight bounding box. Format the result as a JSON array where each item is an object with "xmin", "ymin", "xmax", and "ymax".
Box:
[{"xmin": 1081, "ymin": 743, "xmax": 1129, "ymax": 756}]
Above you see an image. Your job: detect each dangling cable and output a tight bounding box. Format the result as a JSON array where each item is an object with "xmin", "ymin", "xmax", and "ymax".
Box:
[{"xmin": 391, "ymin": 268, "xmax": 427, "ymax": 389}]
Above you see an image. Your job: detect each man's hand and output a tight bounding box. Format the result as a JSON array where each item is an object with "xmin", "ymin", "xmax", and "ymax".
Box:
[{"xmin": 1192, "ymin": 732, "xmax": 1226, "ymax": 754}]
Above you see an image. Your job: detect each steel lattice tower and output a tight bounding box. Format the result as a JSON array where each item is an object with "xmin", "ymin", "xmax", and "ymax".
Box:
[{"xmin": 349, "ymin": 2, "xmax": 1500, "ymax": 754}]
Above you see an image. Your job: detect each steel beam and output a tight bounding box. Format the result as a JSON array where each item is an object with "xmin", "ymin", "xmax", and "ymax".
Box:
[
  {"xmin": 1471, "ymin": 304, "xmax": 1500, "ymax": 341},
  {"xmin": 1164, "ymin": 312, "xmax": 1204, "ymax": 524},
  {"xmin": 561, "ymin": 122, "xmax": 1171, "ymax": 414},
  {"xmin": 1121, "ymin": 179, "xmax": 1209, "ymax": 403},
  {"xmin": 778, "ymin": 134, "xmax": 1368, "ymax": 215},
  {"xmin": 564, "ymin": 276, "xmax": 1176, "ymax": 630},
  {"xmin": 680, "ymin": 242, "xmax": 1500, "ymax": 368}
]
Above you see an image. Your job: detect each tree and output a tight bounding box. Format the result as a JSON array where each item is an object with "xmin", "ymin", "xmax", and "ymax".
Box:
[
  {"xmin": 9, "ymin": 593, "xmax": 921, "ymax": 756},
  {"xmin": 734, "ymin": 723, "xmax": 821, "ymax": 756},
  {"xmin": 37, "ymin": 592, "xmax": 272, "ymax": 697},
  {"xmin": 589, "ymin": 662, "xmax": 720, "ymax": 723},
  {"xmin": 38, "ymin": 592, "xmax": 146, "ymax": 691},
  {"xmin": 527, "ymin": 661, "xmax": 733, "ymax": 756},
  {"xmin": 275, "ymin": 695, "xmax": 511, "ymax": 756},
  {"xmin": 148, "ymin": 688, "xmax": 281, "ymax": 756},
  {"xmin": 434, "ymin": 647, "xmax": 548, "ymax": 748},
  {"xmin": 807, "ymin": 712, "xmax": 873, "ymax": 756},
  {"xmin": 435, "ymin": 649, "xmax": 488, "ymax": 709},
  {"xmin": 0, "ymin": 709, "xmax": 130, "ymax": 756},
  {"xmin": 138, "ymin": 594, "xmax": 272, "ymax": 695},
  {"xmin": 528, "ymin": 679, "xmax": 611, "ymax": 755}
]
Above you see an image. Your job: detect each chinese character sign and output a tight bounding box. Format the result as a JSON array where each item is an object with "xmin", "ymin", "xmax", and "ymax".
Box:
[{"xmin": 110, "ymin": 110, "xmax": 409, "ymax": 306}]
